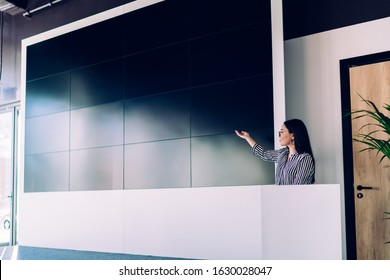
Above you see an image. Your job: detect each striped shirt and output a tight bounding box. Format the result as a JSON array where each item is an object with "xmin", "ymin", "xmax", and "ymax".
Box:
[{"xmin": 253, "ymin": 143, "xmax": 315, "ymax": 185}]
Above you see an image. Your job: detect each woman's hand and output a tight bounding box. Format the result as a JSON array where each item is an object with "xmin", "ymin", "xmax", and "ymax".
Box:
[
  {"xmin": 235, "ymin": 130, "xmax": 256, "ymax": 147},
  {"xmin": 235, "ymin": 130, "xmax": 250, "ymax": 139}
]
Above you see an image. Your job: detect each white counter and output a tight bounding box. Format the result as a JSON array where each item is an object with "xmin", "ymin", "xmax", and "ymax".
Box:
[{"xmin": 18, "ymin": 184, "xmax": 342, "ymax": 260}]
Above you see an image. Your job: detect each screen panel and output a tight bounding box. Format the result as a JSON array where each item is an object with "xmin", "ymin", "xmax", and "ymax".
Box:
[
  {"xmin": 125, "ymin": 90, "xmax": 191, "ymax": 144},
  {"xmin": 122, "ymin": 0, "xmax": 189, "ymax": 56},
  {"xmin": 26, "ymin": 32, "xmax": 72, "ymax": 81},
  {"xmin": 25, "ymin": 111, "xmax": 70, "ymax": 155},
  {"xmin": 24, "ymin": 152, "xmax": 69, "ymax": 193},
  {"xmin": 188, "ymin": 0, "xmax": 270, "ymax": 38},
  {"xmin": 190, "ymin": 22, "xmax": 272, "ymax": 87},
  {"xmin": 70, "ymin": 15, "xmax": 124, "ymax": 69},
  {"xmin": 191, "ymin": 75, "xmax": 274, "ymax": 137},
  {"xmin": 70, "ymin": 102, "xmax": 124, "ymax": 150},
  {"xmin": 191, "ymin": 131, "xmax": 275, "ymax": 187},
  {"xmin": 26, "ymin": 72, "xmax": 70, "ymax": 118},
  {"xmin": 71, "ymin": 59, "xmax": 124, "ymax": 110},
  {"xmin": 125, "ymin": 139, "xmax": 190, "ymax": 189},
  {"xmin": 70, "ymin": 146, "xmax": 123, "ymax": 191},
  {"xmin": 124, "ymin": 42, "xmax": 190, "ymax": 99}
]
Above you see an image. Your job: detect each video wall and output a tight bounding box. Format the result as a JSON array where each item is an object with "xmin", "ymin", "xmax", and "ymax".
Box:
[{"xmin": 24, "ymin": 0, "xmax": 275, "ymax": 192}]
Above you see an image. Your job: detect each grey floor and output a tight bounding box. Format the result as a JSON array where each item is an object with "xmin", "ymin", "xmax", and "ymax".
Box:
[{"xmin": 0, "ymin": 245, "xmax": 187, "ymax": 260}]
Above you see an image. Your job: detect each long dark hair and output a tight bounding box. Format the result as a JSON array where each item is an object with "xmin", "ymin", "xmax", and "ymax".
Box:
[
  {"xmin": 284, "ymin": 119, "xmax": 315, "ymax": 183},
  {"xmin": 284, "ymin": 119, "xmax": 314, "ymax": 159}
]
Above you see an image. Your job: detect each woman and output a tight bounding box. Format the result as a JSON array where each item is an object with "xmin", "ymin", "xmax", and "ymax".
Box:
[{"xmin": 235, "ymin": 119, "xmax": 315, "ymax": 185}]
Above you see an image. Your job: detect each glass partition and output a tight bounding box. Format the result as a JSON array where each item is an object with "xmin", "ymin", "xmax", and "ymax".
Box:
[{"xmin": 0, "ymin": 108, "xmax": 17, "ymax": 245}]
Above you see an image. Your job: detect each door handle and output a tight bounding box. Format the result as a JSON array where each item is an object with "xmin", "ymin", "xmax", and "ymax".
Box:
[{"xmin": 357, "ymin": 185, "xmax": 373, "ymax": 191}]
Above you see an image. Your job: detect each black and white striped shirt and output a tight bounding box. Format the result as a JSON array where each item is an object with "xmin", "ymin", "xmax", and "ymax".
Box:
[{"xmin": 253, "ymin": 143, "xmax": 315, "ymax": 185}]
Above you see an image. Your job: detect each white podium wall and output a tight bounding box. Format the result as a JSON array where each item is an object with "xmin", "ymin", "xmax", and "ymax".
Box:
[
  {"xmin": 18, "ymin": 184, "xmax": 342, "ymax": 260},
  {"xmin": 261, "ymin": 185, "xmax": 342, "ymax": 259}
]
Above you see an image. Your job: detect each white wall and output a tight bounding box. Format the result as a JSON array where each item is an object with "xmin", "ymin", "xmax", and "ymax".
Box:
[{"xmin": 284, "ymin": 16, "xmax": 390, "ymax": 259}]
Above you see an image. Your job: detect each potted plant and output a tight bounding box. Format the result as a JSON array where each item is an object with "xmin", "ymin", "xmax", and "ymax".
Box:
[
  {"xmin": 350, "ymin": 94, "xmax": 390, "ymax": 244},
  {"xmin": 350, "ymin": 94, "xmax": 390, "ymax": 163}
]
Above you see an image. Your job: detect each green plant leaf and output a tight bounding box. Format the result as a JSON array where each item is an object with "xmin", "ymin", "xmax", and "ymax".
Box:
[{"xmin": 349, "ymin": 94, "xmax": 390, "ymax": 164}]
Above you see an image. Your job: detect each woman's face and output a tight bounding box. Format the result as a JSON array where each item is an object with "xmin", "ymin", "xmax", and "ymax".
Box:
[{"xmin": 278, "ymin": 124, "xmax": 294, "ymax": 146}]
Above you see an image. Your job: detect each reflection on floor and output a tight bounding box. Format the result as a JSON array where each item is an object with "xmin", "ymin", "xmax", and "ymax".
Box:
[{"xmin": 0, "ymin": 246, "xmax": 187, "ymax": 260}]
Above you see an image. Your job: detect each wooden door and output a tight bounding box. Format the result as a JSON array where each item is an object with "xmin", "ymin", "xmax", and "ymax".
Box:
[{"xmin": 349, "ymin": 61, "xmax": 390, "ymax": 259}]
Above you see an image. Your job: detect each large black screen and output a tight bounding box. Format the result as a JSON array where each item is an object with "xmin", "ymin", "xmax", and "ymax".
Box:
[{"xmin": 24, "ymin": 0, "xmax": 274, "ymax": 192}]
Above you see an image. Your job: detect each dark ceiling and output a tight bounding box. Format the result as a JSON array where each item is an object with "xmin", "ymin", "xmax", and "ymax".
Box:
[
  {"xmin": 5, "ymin": 0, "xmax": 390, "ymax": 41},
  {"xmin": 7, "ymin": 0, "xmax": 58, "ymax": 10},
  {"xmin": 283, "ymin": 0, "xmax": 390, "ymax": 40}
]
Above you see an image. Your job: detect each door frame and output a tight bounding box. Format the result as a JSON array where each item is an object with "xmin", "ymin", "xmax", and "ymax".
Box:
[
  {"xmin": 0, "ymin": 102, "xmax": 20, "ymax": 246},
  {"xmin": 340, "ymin": 50, "xmax": 390, "ymax": 260}
]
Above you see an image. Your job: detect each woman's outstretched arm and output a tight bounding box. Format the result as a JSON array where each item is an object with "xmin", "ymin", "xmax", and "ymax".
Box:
[{"xmin": 235, "ymin": 130, "xmax": 280, "ymax": 163}]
